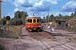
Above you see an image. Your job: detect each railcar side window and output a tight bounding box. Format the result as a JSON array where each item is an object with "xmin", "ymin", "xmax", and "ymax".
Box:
[
  {"xmin": 27, "ymin": 19, "xmax": 29, "ymax": 22},
  {"xmin": 29, "ymin": 19, "xmax": 32, "ymax": 23},
  {"xmin": 27, "ymin": 19, "xmax": 32, "ymax": 23},
  {"xmin": 37, "ymin": 19, "xmax": 40, "ymax": 22}
]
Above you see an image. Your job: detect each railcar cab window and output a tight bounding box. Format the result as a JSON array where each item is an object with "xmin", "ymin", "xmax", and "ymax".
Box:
[
  {"xmin": 27, "ymin": 19, "xmax": 32, "ymax": 23},
  {"xmin": 37, "ymin": 19, "xmax": 40, "ymax": 22},
  {"xmin": 33, "ymin": 19, "xmax": 36, "ymax": 23}
]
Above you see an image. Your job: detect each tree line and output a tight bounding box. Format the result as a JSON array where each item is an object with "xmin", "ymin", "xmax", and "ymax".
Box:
[
  {"xmin": 42, "ymin": 9, "xmax": 76, "ymax": 23},
  {"xmin": 1, "ymin": 9, "xmax": 76, "ymax": 25},
  {"xmin": 1, "ymin": 11, "xmax": 28, "ymax": 25}
]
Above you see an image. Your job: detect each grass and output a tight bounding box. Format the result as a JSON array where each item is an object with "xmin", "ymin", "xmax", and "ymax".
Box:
[
  {"xmin": 67, "ymin": 24, "xmax": 76, "ymax": 32},
  {"xmin": 0, "ymin": 25, "xmax": 23, "ymax": 38},
  {"xmin": 0, "ymin": 25, "xmax": 23, "ymax": 50},
  {"xmin": 67, "ymin": 17, "xmax": 76, "ymax": 32}
]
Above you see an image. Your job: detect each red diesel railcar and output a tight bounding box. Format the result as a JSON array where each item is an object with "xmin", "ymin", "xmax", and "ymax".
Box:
[{"xmin": 25, "ymin": 17, "xmax": 43, "ymax": 32}]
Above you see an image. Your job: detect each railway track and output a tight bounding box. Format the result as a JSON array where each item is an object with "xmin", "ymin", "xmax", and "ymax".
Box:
[
  {"xmin": 29, "ymin": 31, "xmax": 55, "ymax": 40},
  {"xmin": 29, "ymin": 31, "xmax": 52, "ymax": 50},
  {"xmin": 28, "ymin": 31, "xmax": 75, "ymax": 50}
]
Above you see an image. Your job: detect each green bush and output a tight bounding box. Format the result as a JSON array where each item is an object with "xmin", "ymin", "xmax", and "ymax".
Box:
[
  {"xmin": 10, "ymin": 20, "xmax": 23, "ymax": 25},
  {"xmin": 3, "ymin": 20, "xmax": 6, "ymax": 25},
  {"xmin": 0, "ymin": 26, "xmax": 21, "ymax": 38},
  {"xmin": 67, "ymin": 24, "xmax": 76, "ymax": 32},
  {"xmin": 0, "ymin": 20, "xmax": 3, "ymax": 25}
]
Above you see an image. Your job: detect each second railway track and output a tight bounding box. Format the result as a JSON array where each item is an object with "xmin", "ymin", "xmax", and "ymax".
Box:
[{"xmin": 27, "ymin": 31, "xmax": 75, "ymax": 50}]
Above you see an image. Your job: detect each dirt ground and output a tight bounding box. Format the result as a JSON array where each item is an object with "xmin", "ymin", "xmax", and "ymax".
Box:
[{"xmin": 0, "ymin": 25, "xmax": 76, "ymax": 50}]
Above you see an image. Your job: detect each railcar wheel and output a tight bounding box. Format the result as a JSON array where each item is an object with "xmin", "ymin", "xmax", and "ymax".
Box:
[{"xmin": 37, "ymin": 29, "xmax": 42, "ymax": 32}]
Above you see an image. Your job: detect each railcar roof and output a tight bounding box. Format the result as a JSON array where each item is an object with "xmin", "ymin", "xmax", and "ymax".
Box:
[{"xmin": 26, "ymin": 17, "xmax": 41, "ymax": 19}]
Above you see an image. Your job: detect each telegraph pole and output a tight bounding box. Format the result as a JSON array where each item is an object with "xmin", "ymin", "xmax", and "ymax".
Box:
[
  {"xmin": 0, "ymin": 0, "xmax": 2, "ymax": 21},
  {"xmin": 48, "ymin": 11, "xmax": 50, "ymax": 23}
]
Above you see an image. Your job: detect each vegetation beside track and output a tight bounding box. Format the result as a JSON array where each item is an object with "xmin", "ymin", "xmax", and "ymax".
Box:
[
  {"xmin": 66, "ymin": 17, "xmax": 76, "ymax": 32},
  {"xmin": 0, "ymin": 25, "xmax": 23, "ymax": 38}
]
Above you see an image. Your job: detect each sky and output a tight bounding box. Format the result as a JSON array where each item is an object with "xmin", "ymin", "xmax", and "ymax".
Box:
[{"xmin": 1, "ymin": 0, "xmax": 76, "ymax": 18}]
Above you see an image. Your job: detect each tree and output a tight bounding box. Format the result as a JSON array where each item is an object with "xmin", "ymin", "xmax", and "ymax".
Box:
[
  {"xmin": 14, "ymin": 11, "xmax": 21, "ymax": 19},
  {"xmin": 45, "ymin": 14, "xmax": 55, "ymax": 22},
  {"xmin": 3, "ymin": 20, "xmax": 6, "ymax": 25},
  {"xmin": 49, "ymin": 14, "xmax": 54, "ymax": 22},
  {"xmin": 41, "ymin": 17, "xmax": 46, "ymax": 23},
  {"xmin": 12, "ymin": 11, "xmax": 28, "ymax": 25},
  {"xmin": 21, "ymin": 11, "xmax": 28, "ymax": 23},
  {"xmin": 59, "ymin": 14, "xmax": 62, "ymax": 17},
  {"xmin": 43, "ymin": 17, "xmax": 46, "ymax": 23},
  {"xmin": 71, "ymin": 12, "xmax": 74, "ymax": 17},
  {"xmin": 58, "ymin": 14, "xmax": 63, "ymax": 20},
  {"xmin": 73, "ymin": 9, "xmax": 76, "ymax": 17},
  {"xmin": 14, "ymin": 11, "xmax": 28, "ymax": 20},
  {"xmin": 21, "ymin": 11, "xmax": 28, "ymax": 18},
  {"xmin": 45, "ymin": 15, "xmax": 49, "ymax": 23}
]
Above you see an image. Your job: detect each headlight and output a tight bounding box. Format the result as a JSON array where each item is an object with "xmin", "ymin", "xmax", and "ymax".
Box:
[
  {"xmin": 28, "ymin": 26, "xmax": 30, "ymax": 27},
  {"xmin": 39, "ymin": 25, "xmax": 41, "ymax": 27}
]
